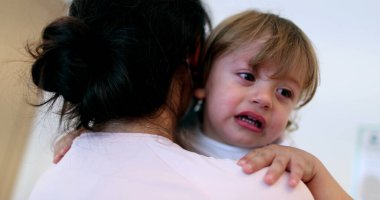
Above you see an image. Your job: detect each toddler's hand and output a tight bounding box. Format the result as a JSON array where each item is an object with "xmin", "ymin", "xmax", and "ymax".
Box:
[
  {"xmin": 237, "ymin": 144, "xmax": 317, "ymax": 187},
  {"xmin": 53, "ymin": 128, "xmax": 83, "ymax": 164}
]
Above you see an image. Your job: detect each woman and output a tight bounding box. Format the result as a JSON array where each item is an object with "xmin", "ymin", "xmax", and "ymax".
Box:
[{"xmin": 28, "ymin": 0, "xmax": 313, "ymax": 199}]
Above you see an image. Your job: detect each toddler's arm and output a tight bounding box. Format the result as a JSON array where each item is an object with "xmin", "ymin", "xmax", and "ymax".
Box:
[
  {"xmin": 237, "ymin": 144, "xmax": 353, "ymax": 200},
  {"xmin": 53, "ymin": 128, "xmax": 83, "ymax": 164}
]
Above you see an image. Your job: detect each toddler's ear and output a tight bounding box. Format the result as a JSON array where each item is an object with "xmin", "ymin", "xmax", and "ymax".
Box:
[{"xmin": 194, "ymin": 88, "xmax": 205, "ymax": 99}]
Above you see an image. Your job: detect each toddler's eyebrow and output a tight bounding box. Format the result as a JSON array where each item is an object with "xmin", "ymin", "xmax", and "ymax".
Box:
[
  {"xmin": 247, "ymin": 61, "xmax": 259, "ymax": 70},
  {"xmin": 287, "ymin": 76, "xmax": 302, "ymax": 89}
]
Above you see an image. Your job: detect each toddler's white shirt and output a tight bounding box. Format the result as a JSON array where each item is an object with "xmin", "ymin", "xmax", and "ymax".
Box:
[{"xmin": 178, "ymin": 124, "xmax": 294, "ymax": 160}]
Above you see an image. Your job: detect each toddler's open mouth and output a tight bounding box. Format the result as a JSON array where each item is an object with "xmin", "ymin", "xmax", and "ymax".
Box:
[{"xmin": 235, "ymin": 111, "xmax": 266, "ymax": 132}]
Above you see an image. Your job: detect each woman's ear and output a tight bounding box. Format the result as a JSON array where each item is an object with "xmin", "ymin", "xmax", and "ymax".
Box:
[{"xmin": 194, "ymin": 88, "xmax": 205, "ymax": 99}]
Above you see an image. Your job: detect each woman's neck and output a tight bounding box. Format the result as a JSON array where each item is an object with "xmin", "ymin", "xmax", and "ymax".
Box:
[{"xmin": 96, "ymin": 109, "xmax": 177, "ymax": 141}]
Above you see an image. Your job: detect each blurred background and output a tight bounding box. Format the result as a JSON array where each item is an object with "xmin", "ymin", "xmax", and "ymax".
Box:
[
  {"xmin": 0, "ymin": 0, "xmax": 67, "ymax": 199},
  {"xmin": 0, "ymin": 0, "xmax": 379, "ymax": 199}
]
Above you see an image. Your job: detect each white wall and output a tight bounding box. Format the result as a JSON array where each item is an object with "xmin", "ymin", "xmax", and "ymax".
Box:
[{"xmin": 14, "ymin": 0, "xmax": 380, "ymax": 199}]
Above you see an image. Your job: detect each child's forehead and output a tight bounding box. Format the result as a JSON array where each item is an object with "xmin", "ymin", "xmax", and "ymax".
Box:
[
  {"xmin": 232, "ymin": 37, "xmax": 268, "ymax": 52},
  {"xmin": 221, "ymin": 40, "xmax": 266, "ymax": 61},
  {"xmin": 225, "ymin": 43, "xmax": 307, "ymax": 84}
]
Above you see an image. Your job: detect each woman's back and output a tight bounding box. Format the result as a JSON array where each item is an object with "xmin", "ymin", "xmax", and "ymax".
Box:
[{"xmin": 30, "ymin": 132, "xmax": 314, "ymax": 200}]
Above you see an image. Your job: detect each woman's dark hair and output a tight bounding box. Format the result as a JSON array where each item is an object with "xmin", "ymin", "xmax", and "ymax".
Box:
[{"xmin": 29, "ymin": 0, "xmax": 211, "ymax": 129}]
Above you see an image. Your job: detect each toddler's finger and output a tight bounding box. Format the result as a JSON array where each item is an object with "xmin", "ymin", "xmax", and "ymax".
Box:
[
  {"xmin": 53, "ymin": 145, "xmax": 70, "ymax": 164},
  {"xmin": 288, "ymin": 164, "xmax": 303, "ymax": 187},
  {"xmin": 239, "ymin": 151, "xmax": 276, "ymax": 174},
  {"xmin": 264, "ymin": 156, "xmax": 288, "ymax": 185},
  {"xmin": 238, "ymin": 149, "xmax": 262, "ymax": 163},
  {"xmin": 240, "ymin": 156, "xmax": 266, "ymax": 174}
]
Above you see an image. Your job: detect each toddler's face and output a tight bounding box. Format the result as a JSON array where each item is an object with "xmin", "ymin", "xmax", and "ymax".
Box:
[{"xmin": 197, "ymin": 42, "xmax": 303, "ymax": 148}]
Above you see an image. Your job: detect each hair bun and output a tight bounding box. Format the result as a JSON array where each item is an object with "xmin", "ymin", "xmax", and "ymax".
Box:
[{"xmin": 31, "ymin": 16, "xmax": 92, "ymax": 103}]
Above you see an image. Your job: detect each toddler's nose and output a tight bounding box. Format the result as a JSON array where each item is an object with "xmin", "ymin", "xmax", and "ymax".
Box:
[{"xmin": 250, "ymin": 87, "xmax": 273, "ymax": 110}]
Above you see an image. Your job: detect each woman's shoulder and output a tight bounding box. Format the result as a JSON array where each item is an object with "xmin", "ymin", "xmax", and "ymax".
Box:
[{"xmin": 147, "ymin": 135, "xmax": 314, "ymax": 200}]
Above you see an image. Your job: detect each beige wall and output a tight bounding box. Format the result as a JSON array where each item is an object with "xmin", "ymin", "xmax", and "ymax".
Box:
[{"xmin": 0, "ymin": 0, "xmax": 67, "ymax": 199}]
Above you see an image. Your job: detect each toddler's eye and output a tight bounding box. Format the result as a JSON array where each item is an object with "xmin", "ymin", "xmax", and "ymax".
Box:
[
  {"xmin": 277, "ymin": 88, "xmax": 293, "ymax": 98},
  {"xmin": 238, "ymin": 73, "xmax": 255, "ymax": 81}
]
